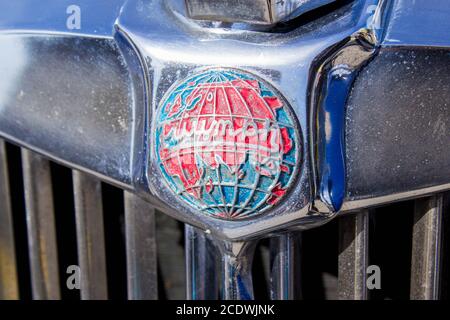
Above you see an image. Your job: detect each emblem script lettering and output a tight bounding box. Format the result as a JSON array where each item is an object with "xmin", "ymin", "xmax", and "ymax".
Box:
[{"xmin": 156, "ymin": 69, "xmax": 300, "ymax": 219}]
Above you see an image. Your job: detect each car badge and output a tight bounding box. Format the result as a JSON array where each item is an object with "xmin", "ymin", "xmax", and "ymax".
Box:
[{"xmin": 155, "ymin": 68, "xmax": 301, "ymax": 220}]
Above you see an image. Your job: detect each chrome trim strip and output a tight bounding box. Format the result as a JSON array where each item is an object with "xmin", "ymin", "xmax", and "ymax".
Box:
[
  {"xmin": 342, "ymin": 184, "xmax": 450, "ymax": 212},
  {"xmin": 21, "ymin": 149, "xmax": 60, "ymax": 300}
]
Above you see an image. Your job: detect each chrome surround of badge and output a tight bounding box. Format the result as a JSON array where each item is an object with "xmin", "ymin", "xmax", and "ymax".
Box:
[
  {"xmin": 118, "ymin": 0, "xmax": 387, "ymax": 240},
  {"xmin": 155, "ymin": 68, "xmax": 301, "ymax": 220}
]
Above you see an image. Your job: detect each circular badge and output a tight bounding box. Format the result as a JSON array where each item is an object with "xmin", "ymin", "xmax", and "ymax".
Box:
[{"xmin": 155, "ymin": 69, "xmax": 300, "ymax": 220}]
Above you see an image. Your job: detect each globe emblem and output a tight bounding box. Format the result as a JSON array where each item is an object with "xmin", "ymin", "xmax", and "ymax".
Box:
[{"xmin": 155, "ymin": 69, "xmax": 300, "ymax": 220}]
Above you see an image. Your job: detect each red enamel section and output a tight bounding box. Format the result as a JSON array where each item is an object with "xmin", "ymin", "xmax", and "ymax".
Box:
[{"xmin": 267, "ymin": 183, "xmax": 287, "ymax": 205}]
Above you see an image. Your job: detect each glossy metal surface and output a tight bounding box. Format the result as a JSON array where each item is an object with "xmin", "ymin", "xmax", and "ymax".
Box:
[
  {"xmin": 0, "ymin": 0, "xmax": 448, "ymax": 241},
  {"xmin": 312, "ymin": 36, "xmax": 377, "ymax": 213},
  {"xmin": 0, "ymin": 0, "xmax": 125, "ymax": 37},
  {"xmin": 383, "ymin": 0, "xmax": 450, "ymax": 47},
  {"xmin": 73, "ymin": 171, "xmax": 108, "ymax": 300},
  {"xmin": 215, "ymin": 240, "xmax": 257, "ymax": 299},
  {"xmin": 125, "ymin": 192, "xmax": 158, "ymax": 300},
  {"xmin": 116, "ymin": 0, "xmax": 383, "ymax": 240},
  {"xmin": 185, "ymin": 225, "xmax": 220, "ymax": 300},
  {"xmin": 0, "ymin": 35, "xmax": 134, "ymax": 188},
  {"xmin": 0, "ymin": 0, "xmax": 449, "ymax": 302},
  {"xmin": 344, "ymin": 48, "xmax": 450, "ymax": 210},
  {"xmin": 338, "ymin": 210, "xmax": 369, "ymax": 300},
  {"xmin": 21, "ymin": 149, "xmax": 60, "ymax": 300},
  {"xmin": 185, "ymin": 0, "xmax": 337, "ymax": 24},
  {"xmin": 410, "ymin": 195, "xmax": 444, "ymax": 300},
  {"xmin": 0, "ymin": 139, "xmax": 19, "ymax": 299},
  {"xmin": 270, "ymin": 233, "xmax": 301, "ymax": 300}
]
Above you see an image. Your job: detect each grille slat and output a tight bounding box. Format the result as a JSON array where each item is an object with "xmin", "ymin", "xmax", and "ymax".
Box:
[
  {"xmin": 0, "ymin": 140, "xmax": 19, "ymax": 299},
  {"xmin": 410, "ymin": 195, "xmax": 444, "ymax": 300},
  {"xmin": 220, "ymin": 241, "xmax": 257, "ymax": 300},
  {"xmin": 73, "ymin": 170, "xmax": 108, "ymax": 300},
  {"xmin": 338, "ymin": 210, "xmax": 369, "ymax": 300},
  {"xmin": 21, "ymin": 149, "xmax": 60, "ymax": 300},
  {"xmin": 124, "ymin": 192, "xmax": 158, "ymax": 300},
  {"xmin": 185, "ymin": 225, "xmax": 219, "ymax": 300},
  {"xmin": 269, "ymin": 233, "xmax": 299, "ymax": 300}
]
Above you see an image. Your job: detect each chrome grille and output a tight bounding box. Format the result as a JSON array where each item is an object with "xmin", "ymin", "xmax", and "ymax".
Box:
[{"xmin": 0, "ymin": 139, "xmax": 449, "ymax": 300}]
